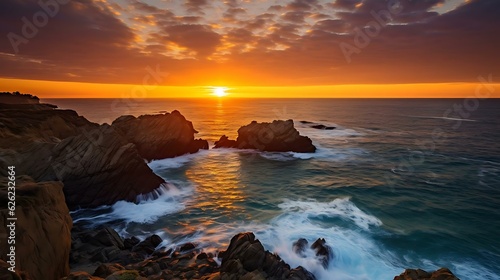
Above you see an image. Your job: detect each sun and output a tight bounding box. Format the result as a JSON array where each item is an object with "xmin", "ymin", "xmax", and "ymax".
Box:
[{"xmin": 212, "ymin": 87, "xmax": 228, "ymax": 97}]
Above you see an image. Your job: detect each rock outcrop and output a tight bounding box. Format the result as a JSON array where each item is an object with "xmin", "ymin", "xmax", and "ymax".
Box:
[
  {"xmin": 299, "ymin": 121, "xmax": 335, "ymax": 130},
  {"xmin": 0, "ymin": 176, "xmax": 72, "ymax": 280},
  {"xmin": 215, "ymin": 120, "xmax": 316, "ymax": 153},
  {"xmin": 0, "ymin": 103, "xmax": 98, "ymax": 150},
  {"xmin": 394, "ymin": 268, "xmax": 459, "ymax": 280},
  {"xmin": 14, "ymin": 125, "xmax": 165, "ymax": 210},
  {"xmin": 112, "ymin": 111, "xmax": 208, "ymax": 160},
  {"xmin": 219, "ymin": 232, "xmax": 316, "ymax": 280},
  {"xmin": 70, "ymin": 231, "xmax": 315, "ymax": 280},
  {"xmin": 0, "ymin": 91, "xmax": 39, "ymax": 104}
]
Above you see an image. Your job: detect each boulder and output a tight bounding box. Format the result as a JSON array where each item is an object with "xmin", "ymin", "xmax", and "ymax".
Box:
[
  {"xmin": 310, "ymin": 238, "xmax": 333, "ymax": 269},
  {"xmin": 214, "ymin": 135, "xmax": 237, "ymax": 149},
  {"xmin": 215, "ymin": 120, "xmax": 316, "ymax": 153},
  {"xmin": 292, "ymin": 238, "xmax": 309, "ymax": 258},
  {"xmin": 0, "ymin": 176, "xmax": 72, "ymax": 280},
  {"xmin": 292, "ymin": 238, "xmax": 333, "ymax": 269},
  {"xmin": 14, "ymin": 125, "xmax": 165, "ymax": 210},
  {"xmin": 394, "ymin": 268, "xmax": 459, "ymax": 280},
  {"xmin": 111, "ymin": 110, "xmax": 208, "ymax": 160},
  {"xmin": 220, "ymin": 232, "xmax": 316, "ymax": 280},
  {"xmin": 70, "ymin": 226, "xmax": 149, "ymax": 272}
]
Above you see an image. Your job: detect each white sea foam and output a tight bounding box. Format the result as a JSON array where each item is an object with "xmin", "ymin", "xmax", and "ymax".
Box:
[
  {"xmin": 73, "ymin": 181, "xmax": 193, "ymax": 225},
  {"xmin": 148, "ymin": 151, "xmax": 207, "ymax": 169},
  {"xmin": 406, "ymin": 115, "xmax": 477, "ymax": 122},
  {"xmin": 251, "ymin": 198, "xmax": 401, "ymax": 280},
  {"xmin": 278, "ymin": 198, "xmax": 382, "ymax": 230}
]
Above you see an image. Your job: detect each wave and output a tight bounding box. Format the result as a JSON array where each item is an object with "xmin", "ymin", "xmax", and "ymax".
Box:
[
  {"xmin": 73, "ymin": 181, "xmax": 193, "ymax": 225},
  {"xmin": 277, "ymin": 198, "xmax": 382, "ymax": 231},
  {"xmin": 406, "ymin": 115, "xmax": 477, "ymax": 122},
  {"xmin": 254, "ymin": 198, "xmax": 400, "ymax": 280}
]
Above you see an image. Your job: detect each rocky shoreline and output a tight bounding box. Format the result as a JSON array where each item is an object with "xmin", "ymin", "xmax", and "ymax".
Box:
[{"xmin": 0, "ymin": 92, "xmax": 460, "ymax": 280}]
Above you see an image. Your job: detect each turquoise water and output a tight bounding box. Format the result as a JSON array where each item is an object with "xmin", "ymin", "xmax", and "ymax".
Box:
[{"xmin": 49, "ymin": 98, "xmax": 500, "ymax": 280}]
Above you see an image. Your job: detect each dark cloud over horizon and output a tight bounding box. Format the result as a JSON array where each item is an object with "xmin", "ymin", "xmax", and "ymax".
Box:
[{"xmin": 0, "ymin": 0, "xmax": 499, "ymax": 86}]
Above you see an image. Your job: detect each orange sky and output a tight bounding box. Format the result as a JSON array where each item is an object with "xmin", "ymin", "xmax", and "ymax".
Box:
[
  {"xmin": 1, "ymin": 0, "xmax": 499, "ymax": 98},
  {"xmin": 1, "ymin": 78, "xmax": 498, "ymax": 98}
]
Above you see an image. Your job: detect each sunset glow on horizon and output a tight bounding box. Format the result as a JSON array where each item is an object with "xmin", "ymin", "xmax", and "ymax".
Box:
[{"xmin": 1, "ymin": 0, "xmax": 499, "ymax": 98}]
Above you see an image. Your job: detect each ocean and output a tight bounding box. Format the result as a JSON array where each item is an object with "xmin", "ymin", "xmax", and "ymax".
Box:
[{"xmin": 45, "ymin": 98, "xmax": 500, "ymax": 280}]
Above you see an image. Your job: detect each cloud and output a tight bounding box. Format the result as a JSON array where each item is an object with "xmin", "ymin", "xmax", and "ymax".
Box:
[
  {"xmin": 184, "ymin": 0, "xmax": 209, "ymax": 15},
  {"xmin": 163, "ymin": 24, "xmax": 222, "ymax": 57},
  {"xmin": 0, "ymin": 0, "xmax": 499, "ymax": 86}
]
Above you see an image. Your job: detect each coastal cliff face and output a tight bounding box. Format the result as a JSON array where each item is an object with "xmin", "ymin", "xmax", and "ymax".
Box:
[
  {"xmin": 0, "ymin": 176, "xmax": 72, "ymax": 280},
  {"xmin": 214, "ymin": 120, "xmax": 316, "ymax": 153},
  {"xmin": 15, "ymin": 125, "xmax": 166, "ymax": 210},
  {"xmin": 112, "ymin": 110, "xmax": 208, "ymax": 161},
  {"xmin": 0, "ymin": 93, "xmax": 209, "ymax": 210},
  {"xmin": 0, "ymin": 103, "xmax": 98, "ymax": 150}
]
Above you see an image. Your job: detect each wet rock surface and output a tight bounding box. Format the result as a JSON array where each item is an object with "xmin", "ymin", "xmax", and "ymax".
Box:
[
  {"xmin": 111, "ymin": 110, "xmax": 208, "ymax": 160},
  {"xmin": 215, "ymin": 120, "xmax": 316, "ymax": 153}
]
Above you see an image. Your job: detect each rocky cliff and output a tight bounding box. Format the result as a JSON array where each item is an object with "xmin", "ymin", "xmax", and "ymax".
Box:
[
  {"xmin": 0, "ymin": 176, "xmax": 72, "ymax": 280},
  {"xmin": 112, "ymin": 110, "xmax": 208, "ymax": 161}
]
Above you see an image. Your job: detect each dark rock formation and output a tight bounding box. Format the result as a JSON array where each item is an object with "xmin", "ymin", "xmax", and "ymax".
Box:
[
  {"xmin": 292, "ymin": 238, "xmax": 309, "ymax": 258},
  {"xmin": 0, "ymin": 102, "xmax": 97, "ymax": 150},
  {"xmin": 311, "ymin": 124, "xmax": 336, "ymax": 130},
  {"xmin": 70, "ymin": 226, "xmax": 154, "ymax": 272},
  {"xmin": 214, "ymin": 135, "xmax": 238, "ymax": 149},
  {"xmin": 215, "ymin": 120, "xmax": 316, "ymax": 153},
  {"xmin": 0, "ymin": 91, "xmax": 39, "ymax": 104},
  {"xmin": 394, "ymin": 268, "xmax": 459, "ymax": 280},
  {"xmin": 292, "ymin": 238, "xmax": 333, "ymax": 269},
  {"xmin": 394, "ymin": 268, "xmax": 460, "ymax": 280},
  {"xmin": 13, "ymin": 125, "xmax": 165, "ymax": 210},
  {"xmin": 112, "ymin": 110, "xmax": 208, "ymax": 160},
  {"xmin": 0, "ymin": 259, "xmax": 29, "ymax": 280},
  {"xmin": 299, "ymin": 121, "xmax": 335, "ymax": 130},
  {"xmin": 311, "ymin": 238, "xmax": 332, "ymax": 269},
  {"xmin": 0, "ymin": 176, "xmax": 72, "ymax": 280},
  {"xmin": 219, "ymin": 232, "xmax": 316, "ymax": 280}
]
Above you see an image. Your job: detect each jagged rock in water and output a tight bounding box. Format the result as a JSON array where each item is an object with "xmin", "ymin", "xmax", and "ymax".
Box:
[
  {"xmin": 394, "ymin": 268, "xmax": 460, "ymax": 280},
  {"xmin": 0, "ymin": 176, "xmax": 72, "ymax": 280},
  {"xmin": 214, "ymin": 135, "xmax": 238, "ymax": 149},
  {"xmin": 215, "ymin": 120, "xmax": 316, "ymax": 153},
  {"xmin": 111, "ymin": 110, "xmax": 208, "ymax": 160},
  {"xmin": 311, "ymin": 238, "xmax": 333, "ymax": 269},
  {"xmin": 311, "ymin": 124, "xmax": 336, "ymax": 130},
  {"xmin": 219, "ymin": 232, "xmax": 316, "ymax": 279},
  {"xmin": 293, "ymin": 238, "xmax": 309, "ymax": 258}
]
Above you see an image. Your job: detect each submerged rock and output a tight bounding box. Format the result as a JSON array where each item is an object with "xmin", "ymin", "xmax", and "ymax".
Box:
[
  {"xmin": 292, "ymin": 238, "xmax": 309, "ymax": 258},
  {"xmin": 394, "ymin": 268, "xmax": 460, "ymax": 280},
  {"xmin": 111, "ymin": 110, "xmax": 208, "ymax": 160},
  {"xmin": 311, "ymin": 238, "xmax": 333, "ymax": 269},
  {"xmin": 311, "ymin": 124, "xmax": 336, "ymax": 130},
  {"xmin": 0, "ymin": 176, "xmax": 72, "ymax": 280},
  {"xmin": 215, "ymin": 120, "xmax": 316, "ymax": 153},
  {"xmin": 292, "ymin": 238, "xmax": 333, "ymax": 269}
]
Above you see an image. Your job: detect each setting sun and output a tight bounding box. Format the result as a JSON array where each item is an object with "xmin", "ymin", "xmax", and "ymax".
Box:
[{"xmin": 212, "ymin": 87, "xmax": 228, "ymax": 97}]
